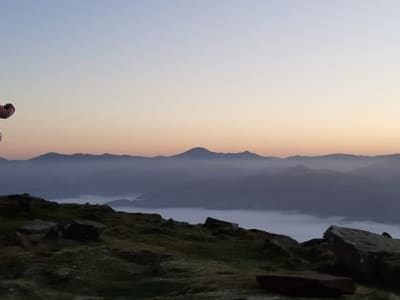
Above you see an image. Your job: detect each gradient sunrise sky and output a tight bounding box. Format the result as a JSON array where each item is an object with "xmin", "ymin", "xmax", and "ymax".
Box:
[{"xmin": 1, "ymin": 0, "xmax": 400, "ymax": 159}]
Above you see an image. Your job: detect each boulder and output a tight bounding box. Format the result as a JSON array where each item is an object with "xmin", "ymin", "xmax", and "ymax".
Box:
[
  {"xmin": 324, "ymin": 226, "xmax": 400, "ymax": 289},
  {"xmin": 256, "ymin": 272, "xmax": 355, "ymax": 297},
  {"xmin": 19, "ymin": 219, "xmax": 59, "ymax": 236},
  {"xmin": 382, "ymin": 232, "xmax": 392, "ymax": 238},
  {"xmin": 203, "ymin": 217, "xmax": 238, "ymax": 231},
  {"xmin": 300, "ymin": 238, "xmax": 336, "ymax": 267},
  {"xmin": 17, "ymin": 220, "xmax": 59, "ymax": 246},
  {"xmin": 62, "ymin": 219, "xmax": 106, "ymax": 241}
]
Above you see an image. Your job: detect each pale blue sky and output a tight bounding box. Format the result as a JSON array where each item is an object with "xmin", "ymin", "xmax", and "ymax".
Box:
[{"xmin": 1, "ymin": 0, "xmax": 400, "ymax": 158}]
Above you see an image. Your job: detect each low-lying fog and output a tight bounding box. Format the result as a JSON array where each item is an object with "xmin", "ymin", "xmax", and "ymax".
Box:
[
  {"xmin": 55, "ymin": 195, "xmax": 400, "ymax": 242},
  {"xmin": 4, "ymin": 153, "xmax": 400, "ymax": 224}
]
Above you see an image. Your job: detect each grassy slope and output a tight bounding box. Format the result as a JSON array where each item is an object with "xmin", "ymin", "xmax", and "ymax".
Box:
[{"xmin": 0, "ymin": 194, "xmax": 398, "ymax": 300}]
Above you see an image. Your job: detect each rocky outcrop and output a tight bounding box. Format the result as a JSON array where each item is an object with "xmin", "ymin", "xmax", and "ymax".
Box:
[
  {"xmin": 256, "ymin": 272, "xmax": 355, "ymax": 296},
  {"xmin": 203, "ymin": 217, "xmax": 238, "ymax": 231},
  {"xmin": 62, "ymin": 219, "xmax": 106, "ymax": 241},
  {"xmin": 324, "ymin": 226, "xmax": 400, "ymax": 290},
  {"xmin": 3, "ymin": 194, "xmax": 400, "ymax": 299},
  {"xmin": 382, "ymin": 232, "xmax": 392, "ymax": 238},
  {"xmin": 0, "ymin": 217, "xmax": 107, "ymax": 247}
]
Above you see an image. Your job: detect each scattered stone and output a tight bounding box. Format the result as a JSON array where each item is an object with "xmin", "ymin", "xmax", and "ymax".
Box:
[
  {"xmin": 204, "ymin": 217, "xmax": 238, "ymax": 231},
  {"xmin": 324, "ymin": 226, "xmax": 400, "ymax": 289},
  {"xmin": 256, "ymin": 272, "xmax": 355, "ymax": 297},
  {"xmin": 62, "ymin": 219, "xmax": 106, "ymax": 241}
]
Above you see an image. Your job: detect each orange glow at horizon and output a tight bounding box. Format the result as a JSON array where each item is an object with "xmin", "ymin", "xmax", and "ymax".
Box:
[{"xmin": 2, "ymin": 1, "xmax": 400, "ymax": 160}]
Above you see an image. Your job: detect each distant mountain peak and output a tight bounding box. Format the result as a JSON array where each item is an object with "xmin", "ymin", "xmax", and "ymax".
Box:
[
  {"xmin": 172, "ymin": 147, "xmax": 267, "ymax": 160},
  {"xmin": 31, "ymin": 152, "xmax": 67, "ymax": 160},
  {"xmin": 173, "ymin": 147, "xmax": 216, "ymax": 159},
  {"xmin": 29, "ymin": 152, "xmax": 142, "ymax": 162},
  {"xmin": 186, "ymin": 147, "xmax": 212, "ymax": 153}
]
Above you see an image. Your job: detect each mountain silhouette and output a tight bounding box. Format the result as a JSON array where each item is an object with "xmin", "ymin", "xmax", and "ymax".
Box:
[
  {"xmin": 29, "ymin": 152, "xmax": 142, "ymax": 162},
  {"xmin": 172, "ymin": 147, "xmax": 267, "ymax": 160}
]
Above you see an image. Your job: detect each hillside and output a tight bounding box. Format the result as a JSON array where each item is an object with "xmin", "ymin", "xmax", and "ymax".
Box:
[{"xmin": 0, "ymin": 194, "xmax": 399, "ymax": 299}]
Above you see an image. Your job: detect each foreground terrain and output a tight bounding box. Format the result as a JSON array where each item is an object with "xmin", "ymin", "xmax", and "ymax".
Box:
[{"xmin": 0, "ymin": 194, "xmax": 399, "ymax": 300}]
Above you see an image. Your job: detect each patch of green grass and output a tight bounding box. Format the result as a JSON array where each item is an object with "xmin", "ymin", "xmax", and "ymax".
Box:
[{"xmin": 1, "ymin": 196, "xmax": 400, "ymax": 299}]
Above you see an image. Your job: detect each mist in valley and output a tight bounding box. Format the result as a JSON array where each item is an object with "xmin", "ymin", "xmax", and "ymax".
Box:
[{"xmin": 2, "ymin": 147, "xmax": 400, "ymax": 225}]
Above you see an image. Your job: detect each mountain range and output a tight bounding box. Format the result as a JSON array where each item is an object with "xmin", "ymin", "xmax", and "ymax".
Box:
[
  {"xmin": 1, "ymin": 147, "xmax": 400, "ymax": 223},
  {"xmin": 2, "ymin": 146, "xmax": 400, "ymax": 162}
]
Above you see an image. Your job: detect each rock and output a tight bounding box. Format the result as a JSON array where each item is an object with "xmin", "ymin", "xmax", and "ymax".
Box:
[
  {"xmin": 19, "ymin": 219, "xmax": 59, "ymax": 236},
  {"xmin": 300, "ymin": 238, "xmax": 336, "ymax": 267},
  {"xmin": 324, "ymin": 226, "xmax": 400, "ymax": 289},
  {"xmin": 16, "ymin": 219, "xmax": 59, "ymax": 246},
  {"xmin": 301, "ymin": 238, "xmax": 325, "ymax": 248},
  {"xmin": 300, "ymin": 238, "xmax": 333, "ymax": 257},
  {"xmin": 256, "ymin": 272, "xmax": 355, "ymax": 297},
  {"xmin": 382, "ymin": 232, "xmax": 392, "ymax": 238},
  {"xmin": 62, "ymin": 219, "xmax": 106, "ymax": 241},
  {"xmin": 203, "ymin": 217, "xmax": 238, "ymax": 231}
]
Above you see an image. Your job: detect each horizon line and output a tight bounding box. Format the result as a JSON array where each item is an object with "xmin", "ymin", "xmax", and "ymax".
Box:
[{"xmin": 4, "ymin": 146, "xmax": 400, "ymax": 161}]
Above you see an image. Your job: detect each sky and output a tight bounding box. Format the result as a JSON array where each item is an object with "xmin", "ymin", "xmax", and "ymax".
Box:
[{"xmin": 1, "ymin": 0, "xmax": 400, "ymax": 159}]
